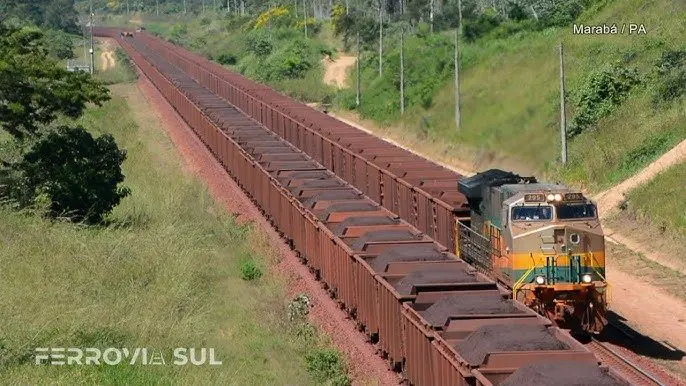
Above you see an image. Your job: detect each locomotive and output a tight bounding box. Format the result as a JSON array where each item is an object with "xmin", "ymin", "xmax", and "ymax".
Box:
[{"xmin": 456, "ymin": 169, "xmax": 608, "ymax": 333}]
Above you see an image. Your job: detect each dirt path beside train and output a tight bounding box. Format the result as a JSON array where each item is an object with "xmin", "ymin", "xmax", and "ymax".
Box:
[
  {"xmin": 128, "ymin": 73, "xmax": 398, "ymax": 385},
  {"xmin": 323, "ymin": 54, "xmax": 357, "ymax": 88}
]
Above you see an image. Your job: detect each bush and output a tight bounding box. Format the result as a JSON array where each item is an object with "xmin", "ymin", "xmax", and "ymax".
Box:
[
  {"xmin": 568, "ymin": 64, "xmax": 641, "ymax": 137},
  {"xmin": 240, "ymin": 260, "xmax": 263, "ymax": 281},
  {"xmin": 8, "ymin": 126, "xmax": 130, "ymax": 223},
  {"xmin": 245, "ymin": 30, "xmax": 273, "ymax": 57},
  {"xmin": 541, "ymin": 1, "xmax": 585, "ymax": 28},
  {"xmin": 463, "ymin": 10, "xmax": 502, "ymax": 42},
  {"xmin": 652, "ymin": 49, "xmax": 686, "ymax": 105},
  {"xmin": 216, "ymin": 52, "xmax": 237, "ymax": 65},
  {"xmin": 305, "ymin": 349, "xmax": 351, "ymax": 386},
  {"xmin": 287, "ymin": 293, "xmax": 311, "ymax": 321}
]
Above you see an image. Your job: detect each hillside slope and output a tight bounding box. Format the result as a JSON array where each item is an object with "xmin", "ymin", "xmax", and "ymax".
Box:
[{"xmin": 342, "ymin": 0, "xmax": 685, "ymax": 191}]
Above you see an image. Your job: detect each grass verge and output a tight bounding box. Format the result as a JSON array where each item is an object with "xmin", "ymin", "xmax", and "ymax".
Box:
[{"xmin": 0, "ymin": 85, "xmax": 349, "ymax": 384}]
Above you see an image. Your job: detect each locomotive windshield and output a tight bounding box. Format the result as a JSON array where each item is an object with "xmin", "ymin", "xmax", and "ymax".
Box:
[
  {"xmin": 557, "ymin": 203, "xmax": 597, "ymax": 220},
  {"xmin": 512, "ymin": 205, "xmax": 553, "ymax": 221}
]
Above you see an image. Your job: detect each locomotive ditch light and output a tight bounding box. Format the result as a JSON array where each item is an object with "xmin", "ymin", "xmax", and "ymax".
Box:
[
  {"xmin": 535, "ymin": 275, "xmax": 546, "ymax": 285},
  {"xmin": 582, "ymin": 274, "xmax": 592, "ymax": 283}
]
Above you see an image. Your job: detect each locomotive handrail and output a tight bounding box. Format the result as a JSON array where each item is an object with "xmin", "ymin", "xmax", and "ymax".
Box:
[
  {"xmin": 512, "ymin": 264, "xmax": 536, "ymax": 301},
  {"xmin": 590, "ymin": 251, "xmax": 611, "ymax": 303}
]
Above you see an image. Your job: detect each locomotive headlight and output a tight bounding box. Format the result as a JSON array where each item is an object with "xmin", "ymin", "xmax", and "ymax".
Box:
[
  {"xmin": 554, "ymin": 193, "xmax": 563, "ymax": 201},
  {"xmin": 582, "ymin": 274, "xmax": 592, "ymax": 283},
  {"xmin": 569, "ymin": 233, "xmax": 581, "ymax": 245},
  {"xmin": 535, "ymin": 275, "xmax": 546, "ymax": 285},
  {"xmin": 546, "ymin": 194, "xmax": 555, "ymax": 201}
]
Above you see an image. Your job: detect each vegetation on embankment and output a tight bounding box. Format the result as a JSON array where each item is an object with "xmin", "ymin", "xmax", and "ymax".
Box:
[
  {"xmin": 0, "ymin": 86, "xmax": 350, "ymax": 384},
  {"xmin": 336, "ymin": 0, "xmax": 685, "ymax": 191},
  {"xmin": 609, "ymin": 162, "xmax": 686, "ymax": 257}
]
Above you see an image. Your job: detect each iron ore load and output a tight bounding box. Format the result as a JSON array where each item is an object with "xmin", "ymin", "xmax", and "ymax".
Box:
[
  {"xmin": 457, "ymin": 169, "xmax": 608, "ymax": 333},
  {"xmin": 92, "ymin": 27, "xmax": 628, "ymax": 385}
]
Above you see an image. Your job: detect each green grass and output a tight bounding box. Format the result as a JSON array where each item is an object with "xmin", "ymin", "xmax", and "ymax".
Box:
[
  {"xmin": 622, "ymin": 162, "xmax": 686, "ymax": 237},
  {"xmin": 0, "ymin": 86, "xmax": 348, "ymax": 384},
  {"xmin": 341, "ymin": 0, "xmax": 686, "ymax": 190}
]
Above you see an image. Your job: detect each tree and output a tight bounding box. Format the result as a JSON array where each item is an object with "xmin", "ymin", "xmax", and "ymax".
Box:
[
  {"xmin": 0, "ymin": 25, "xmax": 110, "ymax": 140},
  {"xmin": 0, "ymin": 24, "xmax": 128, "ymax": 224},
  {"xmin": 10, "ymin": 126, "xmax": 130, "ymax": 223}
]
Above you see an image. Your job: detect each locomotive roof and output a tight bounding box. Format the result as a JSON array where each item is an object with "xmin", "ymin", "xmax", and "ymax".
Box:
[{"xmin": 500, "ymin": 183, "xmax": 570, "ymax": 194}]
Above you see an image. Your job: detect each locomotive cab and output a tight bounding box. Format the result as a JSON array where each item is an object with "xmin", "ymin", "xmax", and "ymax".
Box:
[{"xmin": 457, "ymin": 169, "xmax": 608, "ymax": 333}]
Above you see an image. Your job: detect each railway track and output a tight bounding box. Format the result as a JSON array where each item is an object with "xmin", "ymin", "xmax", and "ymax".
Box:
[
  {"xmin": 92, "ymin": 27, "xmax": 674, "ymax": 386},
  {"xmin": 587, "ymin": 338, "xmax": 665, "ymax": 386}
]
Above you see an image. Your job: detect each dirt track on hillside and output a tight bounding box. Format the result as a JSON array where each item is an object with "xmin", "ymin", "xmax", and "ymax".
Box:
[
  {"xmin": 595, "ymin": 139, "xmax": 686, "ymax": 273},
  {"xmin": 323, "ymin": 54, "xmax": 357, "ymax": 88}
]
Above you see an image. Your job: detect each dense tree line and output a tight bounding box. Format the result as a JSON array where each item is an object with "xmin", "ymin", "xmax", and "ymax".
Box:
[{"xmin": 1, "ymin": 0, "xmax": 81, "ymax": 33}]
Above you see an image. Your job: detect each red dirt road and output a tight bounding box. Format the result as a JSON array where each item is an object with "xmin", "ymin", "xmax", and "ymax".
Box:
[{"xmin": 133, "ymin": 74, "xmax": 399, "ymax": 385}]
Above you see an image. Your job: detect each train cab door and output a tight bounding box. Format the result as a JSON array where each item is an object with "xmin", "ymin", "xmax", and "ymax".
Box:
[{"xmin": 489, "ymin": 224, "xmax": 505, "ymax": 279}]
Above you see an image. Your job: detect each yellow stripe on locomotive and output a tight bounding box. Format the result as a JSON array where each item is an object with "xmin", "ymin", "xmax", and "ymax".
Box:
[{"xmin": 456, "ymin": 169, "xmax": 608, "ymax": 333}]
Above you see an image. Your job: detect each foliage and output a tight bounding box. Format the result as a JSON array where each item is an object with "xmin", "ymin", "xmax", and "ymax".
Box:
[
  {"xmin": 7, "ymin": 126, "xmax": 130, "ymax": 223},
  {"xmin": 295, "ymin": 17, "xmax": 322, "ymax": 35},
  {"xmin": 568, "ymin": 64, "xmax": 641, "ymax": 138},
  {"xmin": 463, "ymin": 9, "xmax": 503, "ymax": 42},
  {"xmin": 254, "ymin": 6, "xmax": 291, "ymax": 29},
  {"xmin": 652, "ymin": 49, "xmax": 686, "ymax": 105},
  {"xmin": 215, "ymin": 52, "xmax": 238, "ymax": 65},
  {"xmin": 287, "ymin": 293, "xmax": 311, "ymax": 322},
  {"xmin": 0, "ymin": 0, "xmax": 80, "ymax": 33},
  {"xmin": 305, "ymin": 349, "xmax": 352, "ymax": 386},
  {"xmin": 340, "ymin": 33, "xmax": 454, "ymax": 122},
  {"xmin": 240, "ymin": 259, "xmax": 263, "ymax": 281},
  {"xmin": 44, "ymin": 29, "xmax": 75, "ymax": 59},
  {"xmin": 245, "ymin": 30, "xmax": 274, "ymax": 57},
  {"xmin": 0, "ymin": 25, "xmax": 110, "ymax": 140}
]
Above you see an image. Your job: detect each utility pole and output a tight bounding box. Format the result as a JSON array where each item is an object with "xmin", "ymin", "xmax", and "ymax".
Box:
[
  {"xmin": 400, "ymin": 28, "xmax": 404, "ymax": 114},
  {"xmin": 303, "ymin": 0, "xmax": 308, "ymax": 38},
  {"xmin": 458, "ymin": 0, "xmax": 462, "ymax": 31},
  {"xmin": 183, "ymin": 0, "xmax": 187, "ymax": 14},
  {"xmin": 356, "ymin": 32, "xmax": 361, "ymax": 107},
  {"xmin": 559, "ymin": 42, "xmax": 568, "ymax": 164},
  {"xmin": 378, "ymin": 1, "xmax": 383, "ymax": 76},
  {"xmin": 345, "ymin": 0, "xmax": 349, "ymax": 15},
  {"xmin": 89, "ymin": 1, "xmax": 94, "ymax": 75},
  {"xmin": 156, "ymin": 0, "xmax": 159, "ymax": 15},
  {"xmin": 429, "ymin": 0, "xmax": 434, "ymax": 33},
  {"xmin": 454, "ymin": 28, "xmax": 460, "ymax": 130}
]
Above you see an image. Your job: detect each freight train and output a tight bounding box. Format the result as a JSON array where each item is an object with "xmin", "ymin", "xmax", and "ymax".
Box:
[{"xmin": 456, "ymin": 169, "xmax": 608, "ymax": 333}]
